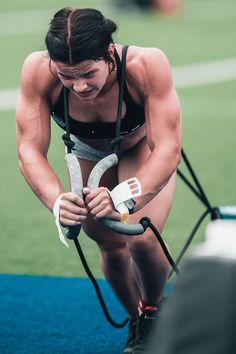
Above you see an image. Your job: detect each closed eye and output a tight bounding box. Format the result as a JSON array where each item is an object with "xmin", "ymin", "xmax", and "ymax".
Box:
[
  {"xmin": 83, "ymin": 71, "xmax": 96, "ymax": 78},
  {"xmin": 58, "ymin": 73, "xmax": 74, "ymax": 80}
]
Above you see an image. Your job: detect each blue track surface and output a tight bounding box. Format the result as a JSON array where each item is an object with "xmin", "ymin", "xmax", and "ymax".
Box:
[
  {"xmin": 0, "ymin": 274, "xmax": 172, "ymax": 353},
  {"xmin": 0, "ymin": 274, "xmax": 128, "ymax": 353}
]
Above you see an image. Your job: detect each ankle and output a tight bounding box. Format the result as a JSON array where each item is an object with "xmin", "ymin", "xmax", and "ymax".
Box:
[{"xmin": 138, "ymin": 299, "xmax": 158, "ymax": 315}]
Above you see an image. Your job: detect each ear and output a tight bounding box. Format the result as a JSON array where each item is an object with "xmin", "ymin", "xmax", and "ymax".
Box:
[{"xmin": 108, "ymin": 43, "xmax": 115, "ymax": 56}]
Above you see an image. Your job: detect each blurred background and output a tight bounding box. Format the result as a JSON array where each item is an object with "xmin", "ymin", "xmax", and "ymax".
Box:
[{"xmin": 0, "ymin": 0, "xmax": 236, "ymax": 279}]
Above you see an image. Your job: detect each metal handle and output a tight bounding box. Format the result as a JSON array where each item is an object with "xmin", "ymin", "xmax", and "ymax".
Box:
[
  {"xmin": 87, "ymin": 154, "xmax": 145, "ymax": 235},
  {"xmin": 65, "ymin": 153, "xmax": 83, "ymax": 239}
]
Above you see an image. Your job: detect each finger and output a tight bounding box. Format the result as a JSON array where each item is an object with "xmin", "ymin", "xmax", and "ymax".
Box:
[
  {"xmin": 61, "ymin": 199, "xmax": 88, "ymax": 215},
  {"xmin": 62, "ymin": 192, "xmax": 85, "ymax": 207},
  {"xmin": 60, "ymin": 216, "xmax": 82, "ymax": 227},
  {"xmin": 93, "ymin": 208, "xmax": 121, "ymax": 221},
  {"xmin": 85, "ymin": 188, "xmax": 110, "ymax": 209},
  {"xmin": 83, "ymin": 187, "xmax": 90, "ymax": 195},
  {"xmin": 89, "ymin": 203, "xmax": 121, "ymax": 221},
  {"xmin": 60, "ymin": 209, "xmax": 88, "ymax": 223},
  {"xmin": 84, "ymin": 187, "xmax": 108, "ymax": 203}
]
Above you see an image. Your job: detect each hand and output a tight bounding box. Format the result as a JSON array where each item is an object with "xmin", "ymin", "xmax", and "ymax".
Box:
[
  {"xmin": 83, "ymin": 187, "xmax": 121, "ymax": 221},
  {"xmin": 59, "ymin": 192, "xmax": 88, "ymax": 226}
]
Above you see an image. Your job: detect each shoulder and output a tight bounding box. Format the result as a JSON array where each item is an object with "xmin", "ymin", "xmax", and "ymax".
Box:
[
  {"xmin": 126, "ymin": 46, "xmax": 173, "ymax": 97},
  {"xmin": 21, "ymin": 51, "xmax": 52, "ymax": 80},
  {"xmin": 126, "ymin": 46, "xmax": 170, "ymax": 68},
  {"xmin": 20, "ymin": 51, "xmax": 60, "ymax": 98}
]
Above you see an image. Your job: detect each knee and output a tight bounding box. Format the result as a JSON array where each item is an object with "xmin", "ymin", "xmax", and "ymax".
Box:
[
  {"xmin": 100, "ymin": 243, "xmax": 130, "ymax": 269},
  {"xmin": 127, "ymin": 231, "xmax": 162, "ymax": 261}
]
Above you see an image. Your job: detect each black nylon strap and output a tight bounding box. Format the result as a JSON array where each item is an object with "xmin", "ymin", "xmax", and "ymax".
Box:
[
  {"xmin": 62, "ymin": 87, "xmax": 74, "ymax": 153},
  {"xmin": 114, "ymin": 49, "xmax": 121, "ymax": 82},
  {"xmin": 112, "ymin": 45, "xmax": 129, "ymax": 152},
  {"xmin": 63, "ymin": 87, "xmax": 70, "ymax": 136},
  {"xmin": 115, "ymin": 45, "xmax": 129, "ymax": 139}
]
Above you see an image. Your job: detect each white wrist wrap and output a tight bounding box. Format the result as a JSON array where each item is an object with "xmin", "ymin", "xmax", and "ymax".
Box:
[
  {"xmin": 53, "ymin": 194, "xmax": 69, "ymax": 248},
  {"xmin": 108, "ymin": 178, "xmax": 142, "ymax": 222}
]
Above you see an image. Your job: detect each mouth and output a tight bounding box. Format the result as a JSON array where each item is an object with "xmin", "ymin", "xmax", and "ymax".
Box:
[{"xmin": 77, "ymin": 88, "xmax": 95, "ymax": 98}]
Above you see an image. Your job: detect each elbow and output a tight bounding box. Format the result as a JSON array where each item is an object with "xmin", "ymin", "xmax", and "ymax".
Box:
[
  {"xmin": 172, "ymin": 142, "xmax": 181, "ymax": 172},
  {"xmin": 175, "ymin": 144, "xmax": 182, "ymax": 168},
  {"xmin": 18, "ymin": 155, "xmax": 28, "ymax": 176},
  {"xmin": 17, "ymin": 144, "xmax": 25, "ymax": 174},
  {"xmin": 18, "ymin": 158, "xmax": 23, "ymax": 174},
  {"xmin": 17, "ymin": 142, "xmax": 46, "ymax": 172},
  {"xmin": 17, "ymin": 149, "xmax": 28, "ymax": 178},
  {"xmin": 167, "ymin": 144, "xmax": 182, "ymax": 173}
]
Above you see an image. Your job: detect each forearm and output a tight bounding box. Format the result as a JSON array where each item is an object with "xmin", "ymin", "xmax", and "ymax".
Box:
[
  {"xmin": 18, "ymin": 149, "xmax": 64, "ymax": 212},
  {"xmin": 135, "ymin": 143, "xmax": 181, "ymax": 210}
]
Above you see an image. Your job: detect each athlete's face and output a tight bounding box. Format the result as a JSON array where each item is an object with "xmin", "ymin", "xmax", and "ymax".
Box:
[{"xmin": 54, "ymin": 59, "xmax": 110, "ymax": 101}]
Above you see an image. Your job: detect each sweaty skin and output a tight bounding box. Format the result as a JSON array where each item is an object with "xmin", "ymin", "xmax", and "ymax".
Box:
[{"xmin": 16, "ymin": 43, "xmax": 181, "ymax": 316}]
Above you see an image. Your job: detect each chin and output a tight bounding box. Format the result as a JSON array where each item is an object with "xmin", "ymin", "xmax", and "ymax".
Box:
[{"xmin": 76, "ymin": 89, "xmax": 98, "ymax": 100}]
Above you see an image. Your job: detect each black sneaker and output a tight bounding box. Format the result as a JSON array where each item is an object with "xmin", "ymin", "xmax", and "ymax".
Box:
[
  {"xmin": 133, "ymin": 306, "xmax": 160, "ymax": 353},
  {"xmin": 123, "ymin": 318, "xmax": 137, "ymax": 353}
]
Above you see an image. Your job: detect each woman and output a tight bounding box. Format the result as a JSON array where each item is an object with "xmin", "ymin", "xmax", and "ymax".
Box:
[{"xmin": 16, "ymin": 7, "xmax": 181, "ymax": 353}]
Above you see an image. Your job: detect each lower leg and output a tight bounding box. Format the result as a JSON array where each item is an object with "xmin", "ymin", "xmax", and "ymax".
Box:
[
  {"xmin": 99, "ymin": 245, "xmax": 141, "ymax": 318},
  {"xmin": 129, "ymin": 232, "xmax": 170, "ymax": 306}
]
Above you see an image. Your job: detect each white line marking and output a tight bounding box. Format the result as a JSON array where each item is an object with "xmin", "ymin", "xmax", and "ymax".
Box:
[
  {"xmin": 1, "ymin": 57, "xmax": 236, "ymax": 111},
  {"xmin": 0, "ymin": 88, "xmax": 19, "ymax": 111},
  {"xmin": 173, "ymin": 57, "xmax": 236, "ymax": 88}
]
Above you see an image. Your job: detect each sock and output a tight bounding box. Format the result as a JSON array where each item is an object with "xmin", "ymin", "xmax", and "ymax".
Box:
[{"xmin": 138, "ymin": 299, "xmax": 158, "ymax": 316}]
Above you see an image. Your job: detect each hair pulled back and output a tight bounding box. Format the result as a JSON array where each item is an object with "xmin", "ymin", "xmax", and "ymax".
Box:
[{"xmin": 45, "ymin": 7, "xmax": 117, "ymax": 65}]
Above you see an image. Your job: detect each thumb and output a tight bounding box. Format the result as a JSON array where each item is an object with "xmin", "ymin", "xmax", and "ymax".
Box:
[{"xmin": 83, "ymin": 187, "xmax": 90, "ymax": 195}]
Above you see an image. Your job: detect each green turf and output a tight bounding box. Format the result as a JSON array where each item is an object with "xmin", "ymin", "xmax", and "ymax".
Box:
[{"xmin": 0, "ymin": 0, "xmax": 236, "ymax": 278}]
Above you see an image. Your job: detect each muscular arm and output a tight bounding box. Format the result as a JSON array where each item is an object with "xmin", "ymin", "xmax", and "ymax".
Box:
[
  {"xmin": 132, "ymin": 49, "xmax": 182, "ymax": 209},
  {"xmin": 16, "ymin": 53, "xmax": 64, "ymax": 212}
]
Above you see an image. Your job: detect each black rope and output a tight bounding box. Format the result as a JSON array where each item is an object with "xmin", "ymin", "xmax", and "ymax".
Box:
[
  {"xmin": 181, "ymin": 149, "xmax": 212, "ymax": 210},
  {"xmin": 169, "ymin": 208, "xmax": 211, "ymax": 278},
  {"xmin": 177, "ymin": 169, "xmax": 208, "ymax": 207},
  {"xmin": 72, "ymin": 218, "xmax": 180, "ymax": 329},
  {"xmin": 73, "ymin": 238, "xmax": 130, "ymax": 328},
  {"xmin": 140, "ymin": 217, "xmax": 180, "ymax": 276}
]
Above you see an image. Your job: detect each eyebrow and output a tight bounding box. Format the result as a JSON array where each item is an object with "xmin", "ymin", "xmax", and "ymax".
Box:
[
  {"xmin": 58, "ymin": 71, "xmax": 79, "ymax": 77},
  {"xmin": 58, "ymin": 68, "xmax": 98, "ymax": 77}
]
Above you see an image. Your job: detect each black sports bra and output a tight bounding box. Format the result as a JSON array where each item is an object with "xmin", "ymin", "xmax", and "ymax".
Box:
[{"xmin": 51, "ymin": 46, "xmax": 145, "ymax": 139}]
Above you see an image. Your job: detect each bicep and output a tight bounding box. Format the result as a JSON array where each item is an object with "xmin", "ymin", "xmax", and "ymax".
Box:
[
  {"xmin": 143, "ymin": 51, "xmax": 181, "ymax": 150},
  {"xmin": 145, "ymin": 88, "xmax": 181, "ymax": 150}
]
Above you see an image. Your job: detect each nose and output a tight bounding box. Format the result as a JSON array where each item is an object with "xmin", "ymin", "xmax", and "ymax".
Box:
[{"xmin": 72, "ymin": 79, "xmax": 88, "ymax": 93}]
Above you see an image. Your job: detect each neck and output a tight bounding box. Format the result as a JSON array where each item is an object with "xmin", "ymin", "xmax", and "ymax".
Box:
[{"xmin": 99, "ymin": 63, "xmax": 118, "ymax": 96}]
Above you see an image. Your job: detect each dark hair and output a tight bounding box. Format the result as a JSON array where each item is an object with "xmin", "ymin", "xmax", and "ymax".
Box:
[{"xmin": 45, "ymin": 7, "xmax": 118, "ymax": 65}]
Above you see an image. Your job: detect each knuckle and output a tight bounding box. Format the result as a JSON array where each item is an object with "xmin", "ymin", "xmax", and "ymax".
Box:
[
  {"xmin": 60, "ymin": 210, "xmax": 66, "ymax": 218},
  {"xmin": 106, "ymin": 205, "xmax": 113, "ymax": 213},
  {"xmin": 87, "ymin": 204, "xmax": 92, "ymax": 212},
  {"xmin": 104, "ymin": 195, "xmax": 110, "ymax": 202},
  {"xmin": 90, "ymin": 210, "xmax": 96, "ymax": 217}
]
